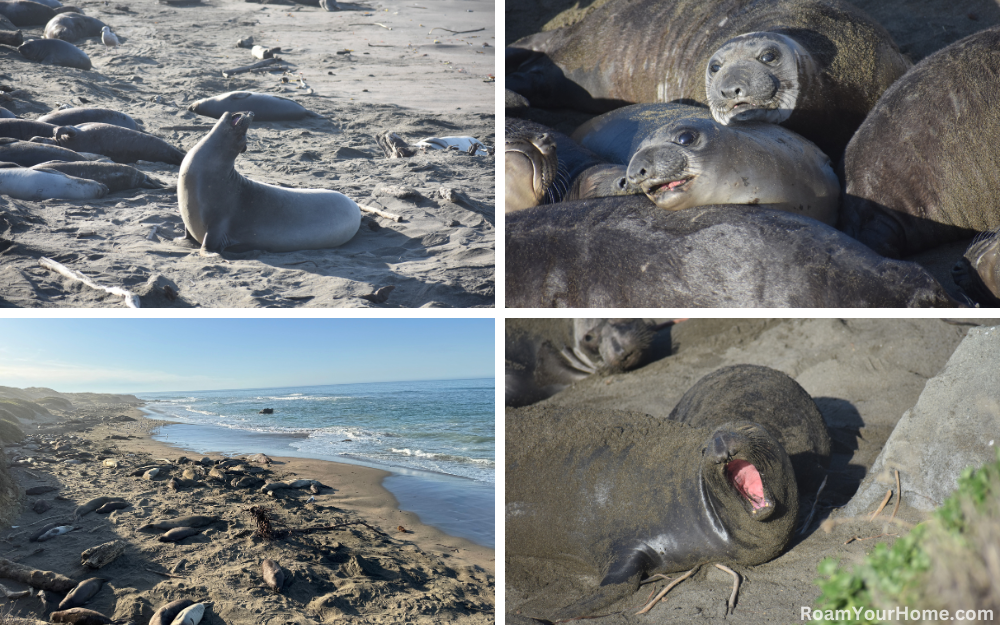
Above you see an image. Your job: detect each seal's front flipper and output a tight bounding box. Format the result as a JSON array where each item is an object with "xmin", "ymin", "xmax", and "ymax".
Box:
[
  {"xmin": 200, "ymin": 230, "xmax": 231, "ymax": 256},
  {"xmin": 173, "ymin": 228, "xmax": 199, "ymax": 244}
]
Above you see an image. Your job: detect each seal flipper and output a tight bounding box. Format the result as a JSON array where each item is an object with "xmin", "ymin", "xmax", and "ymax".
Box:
[
  {"xmin": 549, "ymin": 549, "xmax": 651, "ymax": 620},
  {"xmin": 201, "ymin": 229, "xmax": 231, "ymax": 254}
]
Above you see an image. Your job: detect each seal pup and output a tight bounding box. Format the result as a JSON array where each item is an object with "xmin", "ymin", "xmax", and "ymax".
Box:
[
  {"xmin": 0, "ymin": 165, "xmax": 108, "ymax": 200},
  {"xmin": 42, "ymin": 12, "xmax": 105, "ymax": 41},
  {"xmin": 57, "ymin": 578, "xmax": 104, "ymax": 610},
  {"xmin": 178, "ymin": 111, "xmax": 360, "ymax": 254},
  {"xmin": 953, "ymin": 230, "xmax": 1000, "ymax": 307},
  {"xmin": 74, "ymin": 496, "xmax": 126, "ymax": 517},
  {"xmin": 149, "ymin": 599, "xmax": 194, "ymax": 625},
  {"xmin": 140, "ymin": 514, "xmax": 218, "ymax": 530},
  {"xmin": 42, "ymin": 123, "xmax": 184, "ymax": 165},
  {"xmin": 158, "ymin": 526, "xmax": 204, "ymax": 542},
  {"xmin": 573, "ymin": 103, "xmax": 839, "ymax": 223},
  {"xmin": 506, "ymin": 196, "xmax": 964, "ymax": 308},
  {"xmin": 38, "ymin": 107, "xmax": 138, "ymax": 130},
  {"xmin": 506, "ymin": 319, "xmax": 660, "ymax": 407},
  {"xmin": 188, "ymin": 91, "xmax": 310, "ymax": 122},
  {"xmin": 840, "ymin": 26, "xmax": 1000, "ymax": 259},
  {"xmin": 507, "ymin": 0, "xmax": 909, "ymax": 159},
  {"xmin": 0, "ymin": 0, "xmax": 75, "ymax": 26},
  {"xmin": 667, "ymin": 365, "xmax": 831, "ymax": 494},
  {"xmin": 262, "ymin": 559, "xmax": 285, "ymax": 592},
  {"xmin": 0, "ymin": 137, "xmax": 88, "ymax": 166},
  {"xmin": 507, "ymin": 405, "xmax": 798, "ymax": 618},
  {"xmin": 170, "ymin": 602, "xmax": 205, "ymax": 625},
  {"xmin": 49, "ymin": 608, "xmax": 111, "ymax": 625},
  {"xmin": 36, "ymin": 525, "xmax": 74, "ymax": 541},
  {"xmin": 31, "ymin": 161, "xmax": 164, "ymax": 191},
  {"xmin": 0, "ymin": 119, "xmax": 57, "ymax": 141},
  {"xmin": 18, "ymin": 37, "xmax": 91, "ymax": 70}
]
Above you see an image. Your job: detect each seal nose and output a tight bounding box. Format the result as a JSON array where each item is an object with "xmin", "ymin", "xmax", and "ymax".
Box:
[
  {"xmin": 717, "ymin": 64, "xmax": 778, "ymax": 102},
  {"xmin": 626, "ymin": 151, "xmax": 653, "ymax": 186},
  {"xmin": 708, "ymin": 431, "xmax": 739, "ymax": 463}
]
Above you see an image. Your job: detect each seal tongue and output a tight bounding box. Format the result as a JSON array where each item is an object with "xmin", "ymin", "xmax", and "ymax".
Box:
[{"xmin": 727, "ymin": 460, "xmax": 765, "ymax": 509}]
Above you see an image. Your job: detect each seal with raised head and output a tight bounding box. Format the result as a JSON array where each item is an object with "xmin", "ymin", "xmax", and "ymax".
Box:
[
  {"xmin": 19, "ymin": 37, "xmax": 90, "ymax": 69},
  {"xmin": 840, "ymin": 26, "xmax": 1000, "ymax": 259},
  {"xmin": 507, "ymin": 405, "xmax": 798, "ymax": 618},
  {"xmin": 506, "ymin": 318, "xmax": 660, "ymax": 407},
  {"xmin": 178, "ymin": 111, "xmax": 360, "ymax": 254},
  {"xmin": 506, "ymin": 196, "xmax": 965, "ymax": 308},
  {"xmin": 507, "ymin": 0, "xmax": 909, "ymax": 159},
  {"xmin": 572, "ymin": 103, "xmax": 840, "ymax": 223},
  {"xmin": 188, "ymin": 91, "xmax": 310, "ymax": 122},
  {"xmin": 41, "ymin": 123, "xmax": 184, "ymax": 165},
  {"xmin": 38, "ymin": 107, "xmax": 139, "ymax": 130},
  {"xmin": 42, "ymin": 12, "xmax": 105, "ymax": 41},
  {"xmin": 667, "ymin": 364, "xmax": 831, "ymax": 494}
]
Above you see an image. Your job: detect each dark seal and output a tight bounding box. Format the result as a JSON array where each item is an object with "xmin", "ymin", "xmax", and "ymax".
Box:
[
  {"xmin": 840, "ymin": 26, "xmax": 1000, "ymax": 259},
  {"xmin": 667, "ymin": 364, "xmax": 831, "ymax": 494},
  {"xmin": 505, "ymin": 318, "xmax": 659, "ymax": 407},
  {"xmin": 506, "ymin": 196, "xmax": 964, "ymax": 308},
  {"xmin": 38, "ymin": 107, "xmax": 139, "ymax": 130},
  {"xmin": 19, "ymin": 37, "xmax": 91, "ymax": 70},
  {"xmin": 507, "ymin": 405, "xmax": 798, "ymax": 618},
  {"xmin": 42, "ymin": 123, "xmax": 184, "ymax": 165},
  {"xmin": 507, "ymin": 0, "xmax": 909, "ymax": 159}
]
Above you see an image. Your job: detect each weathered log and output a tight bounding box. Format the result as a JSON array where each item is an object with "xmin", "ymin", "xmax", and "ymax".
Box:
[
  {"xmin": 0, "ymin": 557, "xmax": 76, "ymax": 592},
  {"xmin": 80, "ymin": 540, "xmax": 125, "ymax": 569}
]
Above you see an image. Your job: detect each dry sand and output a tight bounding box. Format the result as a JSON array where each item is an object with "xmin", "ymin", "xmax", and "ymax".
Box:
[
  {"xmin": 506, "ymin": 318, "xmax": 997, "ymax": 624},
  {"xmin": 2, "ymin": 404, "xmax": 494, "ymax": 623},
  {"xmin": 0, "ymin": 0, "xmax": 495, "ymax": 308}
]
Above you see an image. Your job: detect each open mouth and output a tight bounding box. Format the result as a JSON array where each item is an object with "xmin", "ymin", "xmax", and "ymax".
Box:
[
  {"xmin": 230, "ymin": 111, "xmax": 254, "ymax": 128},
  {"xmin": 726, "ymin": 459, "xmax": 768, "ymax": 511},
  {"xmin": 644, "ymin": 177, "xmax": 692, "ymax": 197}
]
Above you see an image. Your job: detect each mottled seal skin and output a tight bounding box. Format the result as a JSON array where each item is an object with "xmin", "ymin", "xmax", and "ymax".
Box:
[
  {"xmin": 668, "ymin": 365, "xmax": 831, "ymax": 494},
  {"xmin": 0, "ymin": 165, "xmax": 108, "ymax": 200},
  {"xmin": 0, "ymin": 0, "xmax": 73, "ymax": 26},
  {"xmin": 149, "ymin": 599, "xmax": 194, "ymax": 625},
  {"xmin": 572, "ymin": 103, "xmax": 839, "ymax": 223},
  {"xmin": 19, "ymin": 37, "xmax": 90, "ymax": 70},
  {"xmin": 507, "ymin": 406, "xmax": 798, "ymax": 618},
  {"xmin": 507, "ymin": 0, "xmax": 909, "ymax": 159},
  {"xmin": 44, "ymin": 123, "xmax": 184, "ymax": 165},
  {"xmin": 506, "ymin": 318, "xmax": 658, "ymax": 407},
  {"xmin": 42, "ymin": 12, "xmax": 105, "ymax": 41},
  {"xmin": 506, "ymin": 196, "xmax": 964, "ymax": 308},
  {"xmin": 0, "ymin": 137, "xmax": 88, "ymax": 166},
  {"xmin": 953, "ymin": 231, "xmax": 1000, "ymax": 307},
  {"xmin": 0, "ymin": 119, "xmax": 57, "ymax": 141},
  {"xmin": 189, "ymin": 91, "xmax": 310, "ymax": 122},
  {"xmin": 38, "ymin": 108, "xmax": 138, "ymax": 131},
  {"xmin": 840, "ymin": 26, "xmax": 1000, "ymax": 259},
  {"xmin": 57, "ymin": 577, "xmax": 104, "ymax": 610},
  {"xmin": 32, "ymin": 161, "xmax": 164, "ymax": 192},
  {"xmin": 179, "ymin": 111, "xmax": 360, "ymax": 253}
]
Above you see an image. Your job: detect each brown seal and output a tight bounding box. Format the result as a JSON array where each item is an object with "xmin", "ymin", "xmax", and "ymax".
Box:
[
  {"xmin": 953, "ymin": 230, "xmax": 1000, "ymax": 307},
  {"xmin": 57, "ymin": 578, "xmax": 105, "ymax": 610},
  {"xmin": 149, "ymin": 599, "xmax": 195, "ymax": 625},
  {"xmin": 262, "ymin": 559, "xmax": 285, "ymax": 591},
  {"xmin": 840, "ymin": 26, "xmax": 1000, "ymax": 259},
  {"xmin": 50, "ymin": 608, "xmax": 111, "ymax": 625}
]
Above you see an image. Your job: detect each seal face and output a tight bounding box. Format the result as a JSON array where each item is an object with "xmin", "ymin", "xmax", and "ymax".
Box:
[
  {"xmin": 706, "ymin": 32, "xmax": 813, "ymax": 126},
  {"xmin": 506, "ymin": 405, "xmax": 798, "ymax": 618},
  {"xmin": 504, "ymin": 130, "xmax": 557, "ymax": 212}
]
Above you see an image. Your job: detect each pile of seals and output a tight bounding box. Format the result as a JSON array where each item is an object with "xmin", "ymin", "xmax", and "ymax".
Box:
[{"xmin": 506, "ymin": 0, "xmax": 1000, "ymax": 307}]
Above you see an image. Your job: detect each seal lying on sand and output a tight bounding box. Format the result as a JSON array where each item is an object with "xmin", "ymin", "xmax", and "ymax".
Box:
[
  {"xmin": 31, "ymin": 161, "xmax": 164, "ymax": 192},
  {"xmin": 188, "ymin": 91, "xmax": 310, "ymax": 122},
  {"xmin": 39, "ymin": 123, "xmax": 184, "ymax": 165},
  {"xmin": 507, "ymin": 405, "xmax": 798, "ymax": 618},
  {"xmin": 507, "ymin": 0, "xmax": 909, "ymax": 159},
  {"xmin": 42, "ymin": 12, "xmax": 105, "ymax": 41},
  {"xmin": 506, "ymin": 318, "xmax": 660, "ymax": 407},
  {"xmin": 506, "ymin": 196, "xmax": 964, "ymax": 308},
  {"xmin": 19, "ymin": 37, "xmax": 90, "ymax": 70},
  {"xmin": 178, "ymin": 111, "xmax": 360, "ymax": 254},
  {"xmin": 668, "ymin": 364, "xmax": 831, "ymax": 494},
  {"xmin": 573, "ymin": 103, "xmax": 839, "ymax": 223},
  {"xmin": 38, "ymin": 107, "xmax": 139, "ymax": 130},
  {"xmin": 840, "ymin": 26, "xmax": 1000, "ymax": 259},
  {"xmin": 0, "ymin": 137, "xmax": 88, "ymax": 166},
  {"xmin": 0, "ymin": 163, "xmax": 108, "ymax": 200}
]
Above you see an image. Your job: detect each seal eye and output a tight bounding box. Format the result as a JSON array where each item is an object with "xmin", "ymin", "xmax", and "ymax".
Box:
[
  {"xmin": 709, "ymin": 63, "xmax": 721, "ymax": 74},
  {"xmin": 677, "ymin": 131, "xmax": 697, "ymax": 146},
  {"xmin": 759, "ymin": 51, "xmax": 777, "ymax": 63}
]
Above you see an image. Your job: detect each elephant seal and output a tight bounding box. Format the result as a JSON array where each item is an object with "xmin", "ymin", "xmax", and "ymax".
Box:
[
  {"xmin": 953, "ymin": 231, "xmax": 1000, "ymax": 307},
  {"xmin": 139, "ymin": 514, "xmax": 218, "ymax": 530},
  {"xmin": 50, "ymin": 608, "xmax": 111, "ymax": 625},
  {"xmin": 188, "ymin": 91, "xmax": 310, "ymax": 122},
  {"xmin": 668, "ymin": 365, "xmax": 831, "ymax": 494},
  {"xmin": 0, "ymin": 0, "xmax": 74, "ymax": 26},
  {"xmin": 149, "ymin": 599, "xmax": 194, "ymax": 625},
  {"xmin": 179, "ymin": 111, "xmax": 360, "ymax": 253},
  {"xmin": 19, "ymin": 37, "xmax": 91, "ymax": 70},
  {"xmin": 0, "ymin": 118, "xmax": 56, "ymax": 141},
  {"xmin": 573, "ymin": 103, "xmax": 839, "ymax": 223},
  {"xmin": 42, "ymin": 12, "xmax": 104, "ymax": 41},
  {"xmin": 507, "ymin": 0, "xmax": 909, "ymax": 159},
  {"xmin": 507, "ymin": 406, "xmax": 798, "ymax": 618},
  {"xmin": 74, "ymin": 496, "xmax": 125, "ymax": 517},
  {"xmin": 57, "ymin": 577, "xmax": 104, "ymax": 610},
  {"xmin": 32, "ymin": 161, "xmax": 164, "ymax": 191},
  {"xmin": 0, "ymin": 164, "xmax": 108, "ymax": 200},
  {"xmin": 506, "ymin": 318, "xmax": 660, "ymax": 407},
  {"xmin": 38, "ymin": 107, "xmax": 138, "ymax": 130},
  {"xmin": 40, "ymin": 123, "xmax": 184, "ymax": 164},
  {"xmin": 0, "ymin": 107, "xmax": 17, "ymax": 119},
  {"xmin": 158, "ymin": 526, "xmax": 204, "ymax": 542},
  {"xmin": 171, "ymin": 603, "xmax": 205, "ymax": 625},
  {"xmin": 0, "ymin": 137, "xmax": 88, "ymax": 166},
  {"xmin": 506, "ymin": 196, "xmax": 964, "ymax": 308},
  {"xmin": 840, "ymin": 26, "xmax": 1000, "ymax": 259},
  {"xmin": 262, "ymin": 559, "xmax": 285, "ymax": 592}
]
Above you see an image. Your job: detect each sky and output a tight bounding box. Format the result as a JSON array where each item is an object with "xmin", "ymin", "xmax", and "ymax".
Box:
[{"xmin": 0, "ymin": 318, "xmax": 495, "ymax": 394}]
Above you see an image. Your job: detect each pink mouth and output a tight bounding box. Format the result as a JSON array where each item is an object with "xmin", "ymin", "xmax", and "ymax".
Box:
[
  {"xmin": 727, "ymin": 460, "xmax": 766, "ymax": 510},
  {"xmin": 648, "ymin": 177, "xmax": 691, "ymax": 196}
]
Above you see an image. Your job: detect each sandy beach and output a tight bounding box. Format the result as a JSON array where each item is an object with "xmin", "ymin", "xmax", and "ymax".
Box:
[
  {"xmin": 0, "ymin": 391, "xmax": 494, "ymax": 623},
  {"xmin": 1, "ymin": 0, "xmax": 494, "ymax": 308},
  {"xmin": 506, "ymin": 318, "xmax": 996, "ymax": 624}
]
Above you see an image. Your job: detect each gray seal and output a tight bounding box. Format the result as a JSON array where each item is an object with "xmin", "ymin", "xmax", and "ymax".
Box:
[
  {"xmin": 506, "ymin": 318, "xmax": 660, "ymax": 407},
  {"xmin": 0, "ymin": 0, "xmax": 75, "ymax": 26},
  {"xmin": 178, "ymin": 111, "xmax": 360, "ymax": 253},
  {"xmin": 43, "ymin": 123, "xmax": 184, "ymax": 164},
  {"xmin": 31, "ymin": 161, "xmax": 164, "ymax": 192},
  {"xmin": 507, "ymin": 405, "xmax": 798, "ymax": 618},
  {"xmin": 19, "ymin": 37, "xmax": 91, "ymax": 70},
  {"xmin": 506, "ymin": 196, "xmax": 965, "ymax": 308},
  {"xmin": 507, "ymin": 0, "xmax": 909, "ymax": 159},
  {"xmin": 0, "ymin": 118, "xmax": 57, "ymax": 141},
  {"xmin": 0, "ymin": 137, "xmax": 88, "ymax": 166},
  {"xmin": 57, "ymin": 578, "xmax": 105, "ymax": 610},
  {"xmin": 574, "ymin": 103, "xmax": 839, "ymax": 223},
  {"xmin": 0, "ymin": 164, "xmax": 108, "ymax": 200},
  {"xmin": 38, "ymin": 108, "xmax": 138, "ymax": 131},
  {"xmin": 42, "ymin": 12, "xmax": 105, "ymax": 41},
  {"xmin": 188, "ymin": 91, "xmax": 310, "ymax": 122},
  {"xmin": 840, "ymin": 26, "xmax": 1000, "ymax": 259}
]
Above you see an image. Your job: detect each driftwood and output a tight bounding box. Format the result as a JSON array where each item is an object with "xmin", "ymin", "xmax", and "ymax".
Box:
[
  {"xmin": 81, "ymin": 540, "xmax": 125, "ymax": 569},
  {"xmin": 0, "ymin": 29, "xmax": 23, "ymax": 46},
  {"xmin": 358, "ymin": 204, "xmax": 402, "ymax": 222},
  {"xmin": 245, "ymin": 506, "xmax": 387, "ymax": 541},
  {"xmin": 221, "ymin": 57, "xmax": 283, "ymax": 78},
  {"xmin": 0, "ymin": 557, "xmax": 76, "ymax": 593},
  {"xmin": 39, "ymin": 257, "xmax": 139, "ymax": 308}
]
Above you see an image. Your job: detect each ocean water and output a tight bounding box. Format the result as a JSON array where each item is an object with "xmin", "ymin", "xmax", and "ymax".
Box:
[{"xmin": 137, "ymin": 378, "xmax": 495, "ymax": 547}]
